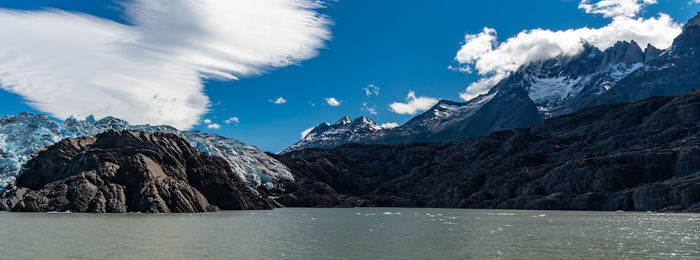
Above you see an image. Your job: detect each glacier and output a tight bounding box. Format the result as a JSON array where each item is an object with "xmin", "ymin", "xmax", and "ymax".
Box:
[{"xmin": 0, "ymin": 112, "xmax": 294, "ymax": 191}]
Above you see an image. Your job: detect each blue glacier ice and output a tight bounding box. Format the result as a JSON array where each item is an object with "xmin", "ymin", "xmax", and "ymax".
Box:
[{"xmin": 0, "ymin": 113, "xmax": 294, "ymax": 191}]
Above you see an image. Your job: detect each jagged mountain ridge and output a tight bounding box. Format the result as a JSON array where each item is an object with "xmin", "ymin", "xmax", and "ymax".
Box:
[
  {"xmin": 282, "ymin": 116, "xmax": 391, "ymax": 153},
  {"xmin": 0, "ymin": 113, "xmax": 294, "ymax": 191},
  {"xmin": 284, "ymin": 13, "xmax": 700, "ymax": 153},
  {"xmin": 583, "ymin": 17, "xmax": 700, "ymax": 108}
]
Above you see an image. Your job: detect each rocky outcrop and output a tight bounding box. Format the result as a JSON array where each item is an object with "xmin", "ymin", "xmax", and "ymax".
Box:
[
  {"xmin": 0, "ymin": 130, "xmax": 274, "ymax": 213},
  {"xmin": 275, "ymin": 93, "xmax": 700, "ymax": 212}
]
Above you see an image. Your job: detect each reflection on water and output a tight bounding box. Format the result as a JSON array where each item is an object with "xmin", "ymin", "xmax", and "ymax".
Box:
[{"xmin": 0, "ymin": 208, "xmax": 698, "ymax": 259}]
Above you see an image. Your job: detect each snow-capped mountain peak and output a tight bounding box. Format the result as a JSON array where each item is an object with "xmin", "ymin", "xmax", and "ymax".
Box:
[
  {"xmin": 504, "ymin": 40, "xmax": 652, "ymax": 116},
  {"xmin": 336, "ymin": 116, "xmax": 352, "ymax": 125},
  {"xmin": 282, "ymin": 116, "xmax": 388, "ymax": 153}
]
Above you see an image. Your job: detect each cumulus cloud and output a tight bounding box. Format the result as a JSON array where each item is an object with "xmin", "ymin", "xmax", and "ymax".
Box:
[
  {"xmin": 224, "ymin": 116, "xmax": 239, "ymax": 124},
  {"xmin": 0, "ymin": 0, "xmax": 331, "ymax": 129},
  {"xmin": 380, "ymin": 122, "xmax": 399, "ymax": 129},
  {"xmin": 300, "ymin": 126, "xmax": 315, "ymax": 138},
  {"xmin": 363, "ymin": 84, "xmax": 380, "ymax": 96},
  {"xmin": 362, "ymin": 102, "xmax": 378, "ymax": 115},
  {"xmin": 389, "ymin": 90, "xmax": 438, "ymax": 115},
  {"xmin": 454, "ymin": 0, "xmax": 682, "ymax": 101},
  {"xmin": 203, "ymin": 119, "xmax": 212, "ymax": 124},
  {"xmin": 325, "ymin": 97, "xmax": 341, "ymax": 106},
  {"xmin": 271, "ymin": 97, "xmax": 287, "ymax": 104},
  {"xmin": 207, "ymin": 123, "xmax": 221, "ymax": 129}
]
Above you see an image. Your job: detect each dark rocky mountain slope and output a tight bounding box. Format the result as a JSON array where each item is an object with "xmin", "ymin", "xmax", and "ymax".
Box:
[
  {"xmin": 274, "ymin": 92, "xmax": 700, "ymax": 212},
  {"xmin": 0, "ymin": 130, "xmax": 274, "ymax": 213}
]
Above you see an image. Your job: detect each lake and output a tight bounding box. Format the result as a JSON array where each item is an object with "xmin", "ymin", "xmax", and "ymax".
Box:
[{"xmin": 0, "ymin": 208, "xmax": 698, "ymax": 259}]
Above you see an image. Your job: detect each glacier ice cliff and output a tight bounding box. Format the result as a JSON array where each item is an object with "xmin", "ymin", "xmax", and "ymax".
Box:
[{"xmin": 0, "ymin": 113, "xmax": 293, "ymax": 191}]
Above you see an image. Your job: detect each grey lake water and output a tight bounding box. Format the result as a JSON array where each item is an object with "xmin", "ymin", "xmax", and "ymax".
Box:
[{"xmin": 0, "ymin": 208, "xmax": 698, "ymax": 259}]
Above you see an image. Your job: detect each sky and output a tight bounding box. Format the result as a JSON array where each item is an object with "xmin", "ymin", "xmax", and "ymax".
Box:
[{"xmin": 0, "ymin": 0, "xmax": 697, "ymax": 152}]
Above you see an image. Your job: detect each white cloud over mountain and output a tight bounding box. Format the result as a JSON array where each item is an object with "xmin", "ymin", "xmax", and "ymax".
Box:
[
  {"xmin": 379, "ymin": 122, "xmax": 399, "ymax": 129},
  {"xmin": 454, "ymin": 0, "xmax": 682, "ymax": 101},
  {"xmin": 0, "ymin": 0, "xmax": 330, "ymax": 129},
  {"xmin": 389, "ymin": 91, "xmax": 438, "ymax": 115}
]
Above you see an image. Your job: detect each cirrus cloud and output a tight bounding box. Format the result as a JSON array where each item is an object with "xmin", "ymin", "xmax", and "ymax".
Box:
[
  {"xmin": 0, "ymin": 0, "xmax": 331, "ymax": 129},
  {"xmin": 454, "ymin": 0, "xmax": 682, "ymax": 101}
]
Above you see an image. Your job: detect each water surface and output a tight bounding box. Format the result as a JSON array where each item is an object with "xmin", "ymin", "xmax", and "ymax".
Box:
[{"xmin": 0, "ymin": 208, "xmax": 698, "ymax": 259}]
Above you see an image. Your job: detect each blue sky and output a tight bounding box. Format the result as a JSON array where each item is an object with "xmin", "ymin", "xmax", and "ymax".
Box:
[{"xmin": 0, "ymin": 0, "xmax": 697, "ymax": 152}]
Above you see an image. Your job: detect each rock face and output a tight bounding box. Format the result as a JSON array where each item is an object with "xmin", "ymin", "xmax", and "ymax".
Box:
[
  {"xmin": 275, "ymin": 93, "xmax": 700, "ymax": 212},
  {"xmin": 0, "ymin": 130, "xmax": 274, "ymax": 213}
]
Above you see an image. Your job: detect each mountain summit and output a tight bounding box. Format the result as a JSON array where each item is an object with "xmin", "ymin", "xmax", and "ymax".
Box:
[{"xmin": 283, "ymin": 116, "xmax": 388, "ymax": 153}]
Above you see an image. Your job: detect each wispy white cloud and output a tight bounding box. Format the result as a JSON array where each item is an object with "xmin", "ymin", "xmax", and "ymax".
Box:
[
  {"xmin": 224, "ymin": 116, "xmax": 239, "ymax": 124},
  {"xmin": 271, "ymin": 97, "xmax": 287, "ymax": 104},
  {"xmin": 203, "ymin": 119, "xmax": 212, "ymax": 124},
  {"xmin": 0, "ymin": 0, "xmax": 331, "ymax": 129},
  {"xmin": 579, "ymin": 0, "xmax": 657, "ymax": 18},
  {"xmin": 363, "ymin": 84, "xmax": 380, "ymax": 96},
  {"xmin": 389, "ymin": 90, "xmax": 438, "ymax": 115},
  {"xmin": 325, "ymin": 97, "xmax": 341, "ymax": 106},
  {"xmin": 207, "ymin": 123, "xmax": 221, "ymax": 129},
  {"xmin": 300, "ymin": 126, "xmax": 315, "ymax": 138},
  {"xmin": 362, "ymin": 102, "xmax": 377, "ymax": 115},
  {"xmin": 454, "ymin": 0, "xmax": 682, "ymax": 101}
]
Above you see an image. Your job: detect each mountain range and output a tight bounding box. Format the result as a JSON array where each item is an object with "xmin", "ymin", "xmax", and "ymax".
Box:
[
  {"xmin": 283, "ymin": 13, "xmax": 700, "ymax": 153},
  {"xmin": 273, "ymin": 92, "xmax": 700, "ymax": 212}
]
